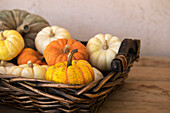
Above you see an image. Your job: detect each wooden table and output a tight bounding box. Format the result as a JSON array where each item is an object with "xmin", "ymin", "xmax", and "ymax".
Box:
[{"xmin": 0, "ymin": 56, "xmax": 170, "ymax": 113}]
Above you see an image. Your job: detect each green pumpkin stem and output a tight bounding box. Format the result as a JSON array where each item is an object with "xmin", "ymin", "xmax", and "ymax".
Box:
[
  {"xmin": 0, "ymin": 32, "xmax": 6, "ymax": 41},
  {"xmin": 102, "ymin": 39, "xmax": 109, "ymax": 50},
  {"xmin": 63, "ymin": 44, "xmax": 70, "ymax": 53},
  {"xmin": 67, "ymin": 49, "xmax": 78, "ymax": 67},
  {"xmin": 17, "ymin": 24, "xmax": 30, "ymax": 34}
]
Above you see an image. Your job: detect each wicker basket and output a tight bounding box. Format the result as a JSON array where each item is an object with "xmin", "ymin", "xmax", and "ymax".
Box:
[{"xmin": 0, "ymin": 38, "xmax": 140, "ymax": 113}]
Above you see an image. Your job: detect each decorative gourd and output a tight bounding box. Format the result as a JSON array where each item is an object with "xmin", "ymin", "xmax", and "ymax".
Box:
[
  {"xmin": 0, "ymin": 9, "xmax": 49, "ymax": 49},
  {"xmin": 35, "ymin": 26, "xmax": 71, "ymax": 54},
  {"xmin": 6, "ymin": 61, "xmax": 49, "ymax": 79},
  {"xmin": 92, "ymin": 67, "xmax": 104, "ymax": 81},
  {"xmin": 17, "ymin": 48, "xmax": 46, "ymax": 65},
  {"xmin": 0, "ymin": 61, "xmax": 15, "ymax": 74},
  {"xmin": 46, "ymin": 49, "xmax": 94, "ymax": 84},
  {"xmin": 44, "ymin": 39, "xmax": 88, "ymax": 66},
  {"xmin": 0, "ymin": 30, "xmax": 24, "ymax": 60},
  {"xmin": 86, "ymin": 34, "xmax": 121, "ymax": 71}
]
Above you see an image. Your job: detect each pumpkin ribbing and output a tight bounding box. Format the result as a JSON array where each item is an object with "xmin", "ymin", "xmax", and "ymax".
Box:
[
  {"xmin": 0, "ymin": 9, "xmax": 50, "ymax": 49},
  {"xmin": 35, "ymin": 26, "xmax": 71, "ymax": 54},
  {"xmin": 86, "ymin": 34, "xmax": 121, "ymax": 71},
  {"xmin": 45, "ymin": 49, "xmax": 94, "ymax": 85},
  {"xmin": 17, "ymin": 48, "xmax": 46, "ymax": 65},
  {"xmin": 0, "ymin": 30, "xmax": 25, "ymax": 61},
  {"xmin": 44, "ymin": 39, "xmax": 88, "ymax": 66}
]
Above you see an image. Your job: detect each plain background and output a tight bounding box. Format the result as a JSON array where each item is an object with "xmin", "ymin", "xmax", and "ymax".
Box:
[{"xmin": 0, "ymin": 0, "xmax": 169, "ymax": 56}]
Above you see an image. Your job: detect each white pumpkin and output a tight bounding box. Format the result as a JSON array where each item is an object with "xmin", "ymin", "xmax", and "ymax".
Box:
[
  {"xmin": 35, "ymin": 26, "xmax": 71, "ymax": 55},
  {"xmin": 92, "ymin": 67, "xmax": 104, "ymax": 81},
  {"xmin": 0, "ymin": 61, "xmax": 15, "ymax": 74},
  {"xmin": 6, "ymin": 61, "xmax": 49, "ymax": 79},
  {"xmin": 86, "ymin": 34, "xmax": 121, "ymax": 71}
]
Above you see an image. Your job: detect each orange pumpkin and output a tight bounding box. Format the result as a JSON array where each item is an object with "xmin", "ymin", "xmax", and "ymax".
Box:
[
  {"xmin": 44, "ymin": 39, "xmax": 88, "ymax": 66},
  {"xmin": 17, "ymin": 48, "xmax": 46, "ymax": 65},
  {"xmin": 45, "ymin": 49, "xmax": 94, "ymax": 84}
]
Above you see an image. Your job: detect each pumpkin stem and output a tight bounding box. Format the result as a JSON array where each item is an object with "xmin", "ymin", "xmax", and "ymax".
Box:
[
  {"xmin": 38, "ymin": 56, "xmax": 44, "ymax": 61},
  {"xmin": 102, "ymin": 40, "xmax": 109, "ymax": 50},
  {"xmin": 0, "ymin": 60, "xmax": 5, "ymax": 66},
  {"xmin": 27, "ymin": 60, "xmax": 33, "ymax": 68},
  {"xmin": 0, "ymin": 32, "xmax": 6, "ymax": 41},
  {"xmin": 49, "ymin": 29, "xmax": 55, "ymax": 37},
  {"xmin": 67, "ymin": 49, "xmax": 78, "ymax": 67},
  {"xmin": 63, "ymin": 45, "xmax": 70, "ymax": 53},
  {"xmin": 17, "ymin": 24, "xmax": 30, "ymax": 34}
]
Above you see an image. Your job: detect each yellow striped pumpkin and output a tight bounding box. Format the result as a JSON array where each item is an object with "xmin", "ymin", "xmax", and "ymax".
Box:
[
  {"xmin": 45, "ymin": 49, "xmax": 94, "ymax": 85},
  {"xmin": 0, "ymin": 30, "xmax": 24, "ymax": 61}
]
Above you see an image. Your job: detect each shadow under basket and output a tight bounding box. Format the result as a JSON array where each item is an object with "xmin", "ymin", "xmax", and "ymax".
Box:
[{"xmin": 0, "ymin": 39, "xmax": 140, "ymax": 113}]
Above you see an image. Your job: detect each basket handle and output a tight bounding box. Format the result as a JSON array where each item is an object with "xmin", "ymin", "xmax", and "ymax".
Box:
[{"xmin": 111, "ymin": 39, "xmax": 140, "ymax": 72}]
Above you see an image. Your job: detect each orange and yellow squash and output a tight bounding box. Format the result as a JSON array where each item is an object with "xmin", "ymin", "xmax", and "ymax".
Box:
[
  {"xmin": 35, "ymin": 26, "xmax": 71, "ymax": 54},
  {"xmin": 45, "ymin": 49, "xmax": 94, "ymax": 84},
  {"xmin": 44, "ymin": 39, "xmax": 88, "ymax": 66}
]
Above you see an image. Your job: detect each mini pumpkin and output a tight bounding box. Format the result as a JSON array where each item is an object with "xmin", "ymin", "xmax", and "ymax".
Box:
[
  {"xmin": 35, "ymin": 26, "xmax": 71, "ymax": 54},
  {"xmin": 0, "ymin": 61, "xmax": 15, "ymax": 74},
  {"xmin": 0, "ymin": 30, "xmax": 24, "ymax": 61},
  {"xmin": 6, "ymin": 61, "xmax": 49, "ymax": 79},
  {"xmin": 44, "ymin": 39, "xmax": 88, "ymax": 66},
  {"xmin": 45, "ymin": 49, "xmax": 94, "ymax": 84},
  {"xmin": 92, "ymin": 67, "xmax": 104, "ymax": 81},
  {"xmin": 17, "ymin": 48, "xmax": 46, "ymax": 65},
  {"xmin": 86, "ymin": 34, "xmax": 121, "ymax": 71},
  {"xmin": 0, "ymin": 9, "xmax": 50, "ymax": 49}
]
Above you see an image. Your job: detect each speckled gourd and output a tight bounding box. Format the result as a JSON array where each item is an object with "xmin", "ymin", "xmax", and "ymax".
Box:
[{"xmin": 45, "ymin": 49, "xmax": 94, "ymax": 85}]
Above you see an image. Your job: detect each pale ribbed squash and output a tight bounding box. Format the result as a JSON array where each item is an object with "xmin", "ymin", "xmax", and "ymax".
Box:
[
  {"xmin": 35, "ymin": 26, "xmax": 71, "ymax": 54},
  {"xmin": 7, "ymin": 61, "xmax": 49, "ymax": 79},
  {"xmin": 0, "ymin": 61, "xmax": 15, "ymax": 74},
  {"xmin": 86, "ymin": 34, "xmax": 121, "ymax": 71}
]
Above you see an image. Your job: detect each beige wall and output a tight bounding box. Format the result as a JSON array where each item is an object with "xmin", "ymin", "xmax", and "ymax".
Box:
[{"xmin": 0, "ymin": 0, "xmax": 170, "ymax": 56}]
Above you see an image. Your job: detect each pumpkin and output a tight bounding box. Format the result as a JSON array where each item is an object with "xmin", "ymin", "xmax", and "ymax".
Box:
[
  {"xmin": 0, "ymin": 61, "xmax": 15, "ymax": 74},
  {"xmin": 86, "ymin": 34, "xmax": 121, "ymax": 71},
  {"xmin": 45, "ymin": 49, "xmax": 94, "ymax": 84},
  {"xmin": 6, "ymin": 61, "xmax": 49, "ymax": 79},
  {"xmin": 44, "ymin": 39, "xmax": 88, "ymax": 66},
  {"xmin": 92, "ymin": 67, "xmax": 104, "ymax": 81},
  {"xmin": 35, "ymin": 26, "xmax": 71, "ymax": 54},
  {"xmin": 17, "ymin": 48, "xmax": 46, "ymax": 65},
  {"xmin": 0, "ymin": 9, "xmax": 49, "ymax": 49},
  {"xmin": 0, "ymin": 30, "xmax": 24, "ymax": 61}
]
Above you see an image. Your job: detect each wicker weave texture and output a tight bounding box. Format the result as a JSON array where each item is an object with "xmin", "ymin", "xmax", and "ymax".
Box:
[{"xmin": 0, "ymin": 39, "xmax": 140, "ymax": 113}]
